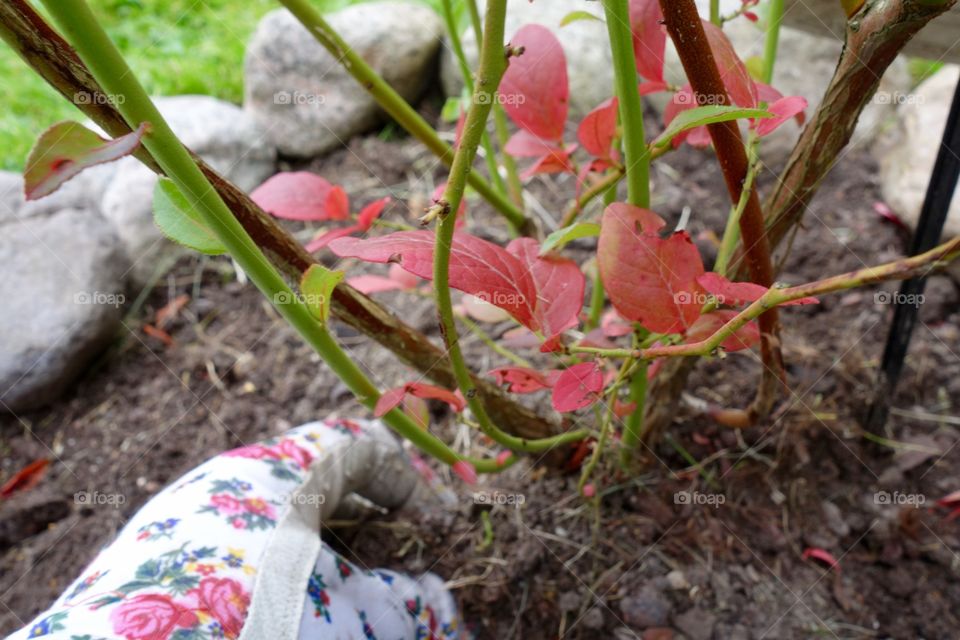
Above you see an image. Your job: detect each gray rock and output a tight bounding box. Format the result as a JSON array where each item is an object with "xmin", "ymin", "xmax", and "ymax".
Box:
[
  {"xmin": 673, "ymin": 607, "xmax": 717, "ymax": 640},
  {"xmin": 152, "ymin": 95, "xmax": 276, "ymax": 192},
  {"xmin": 99, "ymin": 95, "xmax": 276, "ymax": 282},
  {"xmin": 620, "ymin": 588, "xmax": 672, "ymax": 629},
  {"xmin": 440, "ymin": 0, "xmax": 613, "ymax": 119},
  {"xmin": 245, "ymin": 3, "xmax": 444, "ymax": 157},
  {"xmin": 0, "ymin": 208, "xmax": 129, "ymax": 412},
  {"xmin": 1, "ymin": 165, "xmax": 117, "ymax": 225},
  {"xmin": 875, "ymin": 66, "xmax": 960, "ymax": 238}
]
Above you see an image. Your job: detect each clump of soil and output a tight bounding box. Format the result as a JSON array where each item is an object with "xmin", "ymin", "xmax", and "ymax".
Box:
[{"xmin": 2, "ymin": 122, "xmax": 960, "ymax": 639}]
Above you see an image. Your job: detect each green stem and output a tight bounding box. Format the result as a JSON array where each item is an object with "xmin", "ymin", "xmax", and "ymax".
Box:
[
  {"xmin": 43, "ymin": 0, "xmax": 511, "ymax": 474},
  {"xmin": 762, "ymin": 0, "xmax": 784, "ymax": 84},
  {"xmin": 277, "ymin": 0, "xmax": 531, "ymax": 235},
  {"xmin": 714, "ymin": 133, "xmax": 760, "ymax": 276},
  {"xmin": 620, "ymin": 360, "xmax": 648, "ymax": 466},
  {"xmin": 602, "ymin": 0, "xmax": 649, "ymax": 208},
  {"xmin": 439, "ymin": 0, "xmax": 507, "ymax": 198},
  {"xmin": 433, "ymin": 0, "xmax": 589, "ymax": 454},
  {"xmin": 710, "ymin": 0, "xmax": 721, "ymax": 25},
  {"xmin": 492, "ymin": 105, "xmax": 525, "ymax": 207},
  {"xmin": 464, "ymin": 0, "xmax": 524, "ymax": 208}
]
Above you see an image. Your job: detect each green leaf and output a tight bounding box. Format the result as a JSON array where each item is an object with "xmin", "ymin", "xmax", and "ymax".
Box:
[
  {"xmin": 152, "ymin": 178, "xmax": 226, "ymax": 255},
  {"xmin": 560, "ymin": 10, "xmax": 601, "ymax": 26},
  {"xmin": 300, "ymin": 264, "xmax": 344, "ymax": 324},
  {"xmin": 652, "ymin": 106, "xmax": 772, "ymax": 149},
  {"xmin": 441, "ymin": 96, "xmax": 462, "ymax": 123},
  {"xmin": 24, "ymin": 121, "xmax": 148, "ymax": 200},
  {"xmin": 744, "ymin": 56, "xmax": 765, "ymax": 82},
  {"xmin": 540, "ymin": 222, "xmax": 601, "ymax": 255}
]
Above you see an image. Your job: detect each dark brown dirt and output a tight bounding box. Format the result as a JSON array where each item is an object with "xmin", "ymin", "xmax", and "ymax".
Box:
[{"xmin": 3, "ymin": 114, "xmax": 960, "ymax": 640}]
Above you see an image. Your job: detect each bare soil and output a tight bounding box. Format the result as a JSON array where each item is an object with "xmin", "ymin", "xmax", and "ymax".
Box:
[{"xmin": 3, "ymin": 113, "xmax": 960, "ymax": 639}]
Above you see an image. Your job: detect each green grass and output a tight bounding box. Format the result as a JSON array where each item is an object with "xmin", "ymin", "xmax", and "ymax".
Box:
[{"xmin": 0, "ymin": 0, "xmax": 443, "ymax": 171}]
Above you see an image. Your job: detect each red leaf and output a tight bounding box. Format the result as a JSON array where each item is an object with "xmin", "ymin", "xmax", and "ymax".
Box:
[
  {"xmin": 552, "ymin": 362, "xmax": 604, "ymax": 412},
  {"xmin": 501, "ymin": 24, "xmax": 569, "ymax": 141},
  {"xmin": 143, "ymin": 324, "xmax": 174, "ymax": 346},
  {"xmin": 701, "ymin": 20, "xmax": 757, "ymax": 108},
  {"xmin": 347, "ymin": 275, "xmax": 405, "ymax": 294},
  {"xmin": 873, "ymin": 201, "xmax": 910, "ymax": 234},
  {"xmin": 488, "ymin": 366, "xmax": 553, "ymax": 393},
  {"xmin": 518, "ymin": 145, "xmax": 578, "ymax": 180},
  {"xmin": 374, "ymin": 386, "xmax": 408, "ymax": 417},
  {"xmin": 306, "ymin": 225, "xmax": 361, "ymax": 253},
  {"xmin": 639, "ymin": 80, "xmax": 671, "ymax": 96},
  {"xmin": 628, "ymin": 0, "xmax": 666, "ymax": 82},
  {"xmin": 696, "ymin": 273, "xmax": 819, "ymax": 306},
  {"xmin": 325, "ymin": 185, "xmax": 350, "ymax": 220},
  {"xmin": 802, "ymin": 548, "xmax": 840, "ymax": 572},
  {"xmin": 598, "ymin": 203, "xmax": 705, "ymax": 334},
  {"xmin": 24, "ymin": 121, "xmax": 148, "ymax": 200},
  {"xmin": 506, "ymin": 237, "xmax": 585, "ymax": 340},
  {"xmin": 374, "ymin": 382, "xmax": 465, "ymax": 417},
  {"xmin": 601, "ymin": 309, "xmax": 633, "ymax": 338},
  {"xmin": 937, "ymin": 489, "xmax": 960, "ymax": 507},
  {"xmin": 686, "ymin": 310, "xmax": 760, "ymax": 352},
  {"xmin": 251, "ymin": 172, "xmax": 349, "ymax": 221},
  {"xmin": 578, "ymin": 98, "xmax": 619, "ymax": 160},
  {"xmin": 357, "ymin": 197, "xmax": 389, "ymax": 230},
  {"xmin": 452, "ymin": 460, "xmax": 477, "ymax": 485},
  {"xmin": 755, "ymin": 96, "xmax": 808, "ymax": 137},
  {"xmin": 505, "ymin": 130, "xmax": 559, "ymax": 158},
  {"xmin": 406, "ymin": 382, "xmax": 466, "ymax": 412},
  {"xmin": 0, "ymin": 459, "xmax": 50, "ymax": 499},
  {"xmin": 330, "ymin": 231, "xmax": 538, "ymax": 328}
]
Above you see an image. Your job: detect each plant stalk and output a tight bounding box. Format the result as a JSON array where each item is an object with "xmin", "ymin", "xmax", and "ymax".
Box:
[
  {"xmin": 433, "ymin": 0, "xmax": 589, "ymax": 453},
  {"xmin": 42, "ymin": 0, "xmax": 511, "ymax": 473},
  {"xmin": 602, "ymin": 0, "xmax": 650, "ymax": 208},
  {"xmin": 762, "ymin": 0, "xmax": 784, "ymax": 84},
  {"xmin": 660, "ymin": 0, "xmax": 783, "ymax": 424}
]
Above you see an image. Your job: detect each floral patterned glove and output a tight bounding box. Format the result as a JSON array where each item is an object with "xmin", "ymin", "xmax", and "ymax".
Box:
[{"xmin": 8, "ymin": 419, "xmax": 462, "ymax": 640}]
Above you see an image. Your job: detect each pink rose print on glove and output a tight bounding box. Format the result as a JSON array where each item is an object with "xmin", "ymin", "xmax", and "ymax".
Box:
[
  {"xmin": 188, "ymin": 577, "xmax": 250, "ymax": 638},
  {"xmin": 277, "ymin": 439, "xmax": 313, "ymax": 470},
  {"xmin": 223, "ymin": 444, "xmax": 279, "ymax": 461},
  {"xmin": 110, "ymin": 593, "xmax": 197, "ymax": 640},
  {"xmin": 209, "ymin": 494, "xmax": 244, "ymax": 515},
  {"xmin": 242, "ymin": 497, "xmax": 275, "ymax": 518}
]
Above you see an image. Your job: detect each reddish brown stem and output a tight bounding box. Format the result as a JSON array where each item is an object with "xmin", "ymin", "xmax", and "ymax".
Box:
[{"xmin": 659, "ymin": 0, "xmax": 783, "ymax": 422}]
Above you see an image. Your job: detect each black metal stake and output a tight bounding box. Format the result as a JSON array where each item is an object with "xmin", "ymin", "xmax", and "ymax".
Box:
[{"xmin": 864, "ymin": 77, "xmax": 960, "ymax": 433}]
